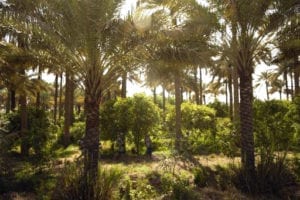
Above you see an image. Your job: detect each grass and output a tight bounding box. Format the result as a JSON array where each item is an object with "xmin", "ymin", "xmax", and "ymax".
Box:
[{"xmin": 1, "ymin": 144, "xmax": 299, "ymax": 200}]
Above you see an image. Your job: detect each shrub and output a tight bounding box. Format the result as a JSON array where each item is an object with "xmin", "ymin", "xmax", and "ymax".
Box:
[
  {"xmin": 207, "ymin": 100, "xmax": 229, "ymax": 118},
  {"xmin": 166, "ymin": 102, "xmax": 217, "ymax": 154},
  {"xmin": 254, "ymin": 100, "xmax": 294, "ymax": 161},
  {"xmin": 70, "ymin": 122, "xmax": 85, "ymax": 144},
  {"xmin": 130, "ymin": 94, "xmax": 160, "ymax": 155},
  {"xmin": 4, "ymin": 107, "xmax": 53, "ymax": 157},
  {"xmin": 52, "ymin": 162, "xmax": 122, "ymax": 200}
]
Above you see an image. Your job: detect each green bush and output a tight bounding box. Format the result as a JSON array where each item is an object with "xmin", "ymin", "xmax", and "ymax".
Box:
[
  {"xmin": 208, "ymin": 100, "xmax": 229, "ymax": 118},
  {"xmin": 166, "ymin": 102, "xmax": 217, "ymax": 154},
  {"xmin": 254, "ymin": 100, "xmax": 294, "ymax": 161},
  {"xmin": 130, "ymin": 94, "xmax": 160, "ymax": 154},
  {"xmin": 4, "ymin": 107, "xmax": 53, "ymax": 157},
  {"xmin": 70, "ymin": 122, "xmax": 85, "ymax": 144}
]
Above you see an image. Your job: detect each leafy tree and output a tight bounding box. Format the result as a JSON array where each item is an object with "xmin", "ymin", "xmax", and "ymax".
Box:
[{"xmin": 130, "ymin": 94, "xmax": 160, "ymax": 155}]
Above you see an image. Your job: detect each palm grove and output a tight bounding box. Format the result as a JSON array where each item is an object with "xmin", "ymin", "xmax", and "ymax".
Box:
[{"xmin": 0, "ymin": 0, "xmax": 299, "ymax": 199}]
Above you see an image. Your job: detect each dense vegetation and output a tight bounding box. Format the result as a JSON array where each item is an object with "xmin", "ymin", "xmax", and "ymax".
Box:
[{"xmin": 0, "ymin": 0, "xmax": 299, "ymax": 199}]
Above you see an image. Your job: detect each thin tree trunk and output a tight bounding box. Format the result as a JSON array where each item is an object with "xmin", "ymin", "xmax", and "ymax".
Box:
[
  {"xmin": 225, "ymin": 80, "xmax": 228, "ymax": 106},
  {"xmin": 53, "ymin": 74, "xmax": 59, "ymax": 124},
  {"xmin": 58, "ymin": 72, "xmax": 63, "ymax": 121},
  {"xmin": 194, "ymin": 67, "xmax": 200, "ymax": 104},
  {"xmin": 294, "ymin": 55, "xmax": 300, "ymax": 97},
  {"xmin": 20, "ymin": 93, "xmax": 29, "ymax": 156},
  {"xmin": 266, "ymin": 81, "xmax": 269, "ymax": 100},
  {"xmin": 228, "ymin": 65, "xmax": 233, "ymax": 120},
  {"xmin": 153, "ymin": 87, "xmax": 157, "ymax": 104},
  {"xmin": 239, "ymin": 72, "xmax": 256, "ymax": 190},
  {"xmin": 174, "ymin": 71, "xmax": 182, "ymax": 151},
  {"xmin": 199, "ymin": 66, "xmax": 203, "ymax": 105},
  {"xmin": 233, "ymin": 66, "xmax": 239, "ymax": 122},
  {"xmin": 284, "ymin": 70, "xmax": 289, "ymax": 100},
  {"xmin": 36, "ymin": 67, "xmax": 41, "ymax": 108},
  {"xmin": 70, "ymin": 75, "xmax": 75, "ymax": 125},
  {"xmin": 162, "ymin": 86, "xmax": 166, "ymax": 113},
  {"xmin": 121, "ymin": 71, "xmax": 127, "ymax": 98},
  {"xmin": 290, "ymin": 72, "xmax": 294, "ymax": 99},
  {"xmin": 10, "ymin": 89, "xmax": 16, "ymax": 112},
  {"xmin": 63, "ymin": 71, "xmax": 71, "ymax": 146}
]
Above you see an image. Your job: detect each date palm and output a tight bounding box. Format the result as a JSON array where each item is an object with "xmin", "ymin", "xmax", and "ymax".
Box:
[{"xmin": 210, "ymin": 0, "xmax": 298, "ymax": 190}]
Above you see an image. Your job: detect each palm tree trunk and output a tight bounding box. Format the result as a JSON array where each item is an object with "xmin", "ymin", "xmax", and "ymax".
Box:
[
  {"xmin": 239, "ymin": 72, "xmax": 256, "ymax": 188},
  {"xmin": 83, "ymin": 96, "xmax": 100, "ymax": 195},
  {"xmin": 58, "ymin": 72, "xmax": 63, "ymax": 121},
  {"xmin": 121, "ymin": 71, "xmax": 127, "ymax": 98},
  {"xmin": 290, "ymin": 72, "xmax": 294, "ymax": 99},
  {"xmin": 70, "ymin": 75, "xmax": 75, "ymax": 125},
  {"xmin": 284, "ymin": 70, "xmax": 289, "ymax": 100},
  {"xmin": 36, "ymin": 67, "xmax": 42, "ymax": 108},
  {"xmin": 266, "ymin": 81, "xmax": 269, "ymax": 100},
  {"xmin": 199, "ymin": 66, "xmax": 203, "ymax": 105},
  {"xmin": 10, "ymin": 89, "xmax": 16, "ymax": 112},
  {"xmin": 53, "ymin": 74, "xmax": 59, "ymax": 124},
  {"xmin": 162, "ymin": 86, "xmax": 166, "ymax": 113},
  {"xmin": 153, "ymin": 87, "xmax": 157, "ymax": 104},
  {"xmin": 20, "ymin": 93, "xmax": 29, "ymax": 156},
  {"xmin": 63, "ymin": 71, "xmax": 71, "ymax": 146},
  {"xmin": 294, "ymin": 55, "xmax": 299, "ymax": 97},
  {"xmin": 233, "ymin": 66, "xmax": 239, "ymax": 122},
  {"xmin": 228, "ymin": 66, "xmax": 233, "ymax": 120},
  {"xmin": 194, "ymin": 67, "xmax": 200, "ymax": 104},
  {"xmin": 174, "ymin": 71, "xmax": 182, "ymax": 151}
]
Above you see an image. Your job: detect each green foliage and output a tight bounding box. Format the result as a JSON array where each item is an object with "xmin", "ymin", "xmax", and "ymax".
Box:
[
  {"xmin": 52, "ymin": 162, "xmax": 122, "ymax": 200},
  {"xmin": 231, "ymin": 160, "xmax": 298, "ymax": 197},
  {"xmin": 254, "ymin": 100, "xmax": 294, "ymax": 161},
  {"xmin": 4, "ymin": 107, "xmax": 53, "ymax": 157},
  {"xmin": 70, "ymin": 122, "xmax": 85, "ymax": 144},
  {"xmin": 215, "ymin": 118, "xmax": 238, "ymax": 157},
  {"xmin": 166, "ymin": 102, "xmax": 217, "ymax": 153},
  {"xmin": 167, "ymin": 102, "xmax": 216, "ymax": 134},
  {"xmin": 100, "ymin": 98, "xmax": 133, "ymax": 141},
  {"xmin": 130, "ymin": 94, "xmax": 160, "ymax": 154},
  {"xmin": 207, "ymin": 100, "xmax": 229, "ymax": 118},
  {"xmin": 101, "ymin": 95, "xmax": 160, "ymax": 154}
]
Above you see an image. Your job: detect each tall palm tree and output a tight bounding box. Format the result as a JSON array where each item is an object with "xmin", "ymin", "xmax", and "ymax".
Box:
[
  {"xmin": 257, "ymin": 71, "xmax": 273, "ymax": 100},
  {"xmin": 140, "ymin": 0, "xmax": 217, "ymax": 151},
  {"xmin": 210, "ymin": 0, "xmax": 298, "ymax": 190}
]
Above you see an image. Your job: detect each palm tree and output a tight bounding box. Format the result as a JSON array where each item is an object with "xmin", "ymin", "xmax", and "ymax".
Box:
[
  {"xmin": 210, "ymin": 0, "xmax": 297, "ymax": 190},
  {"xmin": 257, "ymin": 71, "xmax": 273, "ymax": 100},
  {"xmin": 140, "ymin": 0, "xmax": 217, "ymax": 151}
]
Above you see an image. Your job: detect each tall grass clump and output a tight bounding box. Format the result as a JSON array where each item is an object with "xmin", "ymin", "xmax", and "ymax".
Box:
[{"xmin": 52, "ymin": 162, "xmax": 122, "ymax": 200}]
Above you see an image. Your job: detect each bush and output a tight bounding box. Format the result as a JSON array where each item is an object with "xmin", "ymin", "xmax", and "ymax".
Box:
[
  {"xmin": 70, "ymin": 122, "xmax": 85, "ymax": 144},
  {"xmin": 52, "ymin": 162, "xmax": 122, "ymax": 200},
  {"xmin": 254, "ymin": 100, "xmax": 294, "ymax": 161},
  {"xmin": 207, "ymin": 100, "xmax": 229, "ymax": 118},
  {"xmin": 4, "ymin": 107, "xmax": 53, "ymax": 157},
  {"xmin": 166, "ymin": 102, "xmax": 217, "ymax": 154}
]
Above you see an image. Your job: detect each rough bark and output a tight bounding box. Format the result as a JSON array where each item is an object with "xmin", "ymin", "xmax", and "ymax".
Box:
[
  {"xmin": 53, "ymin": 74, "xmax": 58, "ymax": 124},
  {"xmin": 199, "ymin": 66, "xmax": 203, "ymax": 105},
  {"xmin": 121, "ymin": 71, "xmax": 127, "ymax": 98},
  {"xmin": 239, "ymin": 72, "xmax": 256, "ymax": 189},
  {"xmin": 82, "ymin": 97, "xmax": 100, "ymax": 191},
  {"xmin": 174, "ymin": 72, "xmax": 182, "ymax": 151},
  {"xmin": 58, "ymin": 72, "xmax": 63, "ymax": 121},
  {"xmin": 20, "ymin": 93, "xmax": 29, "ymax": 156},
  {"xmin": 228, "ymin": 66, "xmax": 233, "ymax": 120},
  {"xmin": 194, "ymin": 67, "xmax": 200, "ymax": 104},
  {"xmin": 10, "ymin": 89, "xmax": 16, "ymax": 112},
  {"xmin": 63, "ymin": 71, "xmax": 71, "ymax": 146},
  {"xmin": 294, "ymin": 55, "xmax": 300, "ymax": 97}
]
